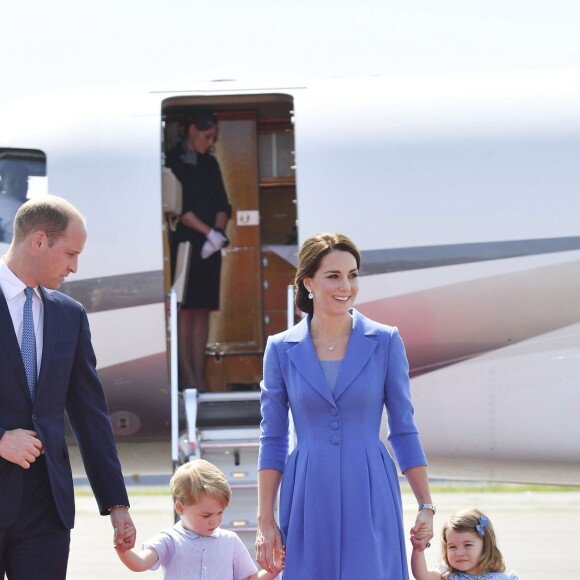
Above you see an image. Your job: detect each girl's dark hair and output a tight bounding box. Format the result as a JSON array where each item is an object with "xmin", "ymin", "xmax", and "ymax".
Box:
[{"xmin": 294, "ymin": 233, "xmax": 361, "ymax": 315}]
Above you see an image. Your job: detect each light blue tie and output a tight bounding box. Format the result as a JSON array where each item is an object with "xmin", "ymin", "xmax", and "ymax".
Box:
[{"xmin": 21, "ymin": 287, "xmax": 37, "ymax": 400}]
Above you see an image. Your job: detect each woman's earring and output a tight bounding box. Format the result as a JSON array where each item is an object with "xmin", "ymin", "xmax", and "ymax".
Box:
[{"xmin": 308, "ymin": 292, "xmax": 313, "ymax": 299}]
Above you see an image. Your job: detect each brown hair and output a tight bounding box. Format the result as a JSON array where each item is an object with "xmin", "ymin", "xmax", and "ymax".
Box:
[
  {"xmin": 170, "ymin": 459, "xmax": 231, "ymax": 507},
  {"xmin": 441, "ymin": 508, "xmax": 505, "ymax": 577},
  {"xmin": 13, "ymin": 196, "xmax": 85, "ymax": 246},
  {"xmin": 294, "ymin": 233, "xmax": 361, "ymax": 315}
]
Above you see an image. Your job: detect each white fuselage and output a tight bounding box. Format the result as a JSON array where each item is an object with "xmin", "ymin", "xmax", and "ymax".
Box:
[{"xmin": 1, "ymin": 70, "xmax": 579, "ymax": 483}]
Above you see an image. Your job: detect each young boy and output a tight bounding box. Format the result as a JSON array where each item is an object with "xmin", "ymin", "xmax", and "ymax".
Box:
[{"xmin": 116, "ymin": 459, "xmax": 284, "ymax": 579}]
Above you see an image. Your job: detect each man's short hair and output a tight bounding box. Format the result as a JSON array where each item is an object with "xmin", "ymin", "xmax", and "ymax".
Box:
[
  {"xmin": 170, "ymin": 459, "xmax": 231, "ymax": 507},
  {"xmin": 13, "ymin": 196, "xmax": 85, "ymax": 246}
]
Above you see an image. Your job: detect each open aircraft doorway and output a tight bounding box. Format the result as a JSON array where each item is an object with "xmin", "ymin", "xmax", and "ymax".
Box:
[{"xmin": 161, "ymin": 93, "xmax": 298, "ymax": 395}]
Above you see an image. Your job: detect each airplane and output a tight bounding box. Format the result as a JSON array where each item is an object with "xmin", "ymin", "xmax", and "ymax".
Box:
[{"xmin": 1, "ymin": 68, "xmax": 579, "ymax": 487}]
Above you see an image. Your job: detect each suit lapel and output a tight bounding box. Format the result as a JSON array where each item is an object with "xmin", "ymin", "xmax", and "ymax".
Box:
[
  {"xmin": 286, "ymin": 316, "xmax": 336, "ymax": 406},
  {"xmin": 37, "ymin": 287, "xmax": 59, "ymax": 396},
  {"xmin": 0, "ymin": 287, "xmax": 31, "ymax": 397},
  {"xmin": 333, "ymin": 309, "xmax": 378, "ymax": 401}
]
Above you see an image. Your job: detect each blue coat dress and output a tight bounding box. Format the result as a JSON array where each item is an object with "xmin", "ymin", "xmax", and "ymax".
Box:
[{"xmin": 258, "ymin": 309, "xmax": 427, "ymax": 580}]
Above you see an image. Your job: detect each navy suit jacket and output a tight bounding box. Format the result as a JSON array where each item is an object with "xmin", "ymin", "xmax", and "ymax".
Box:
[{"xmin": 0, "ymin": 286, "xmax": 129, "ymax": 529}]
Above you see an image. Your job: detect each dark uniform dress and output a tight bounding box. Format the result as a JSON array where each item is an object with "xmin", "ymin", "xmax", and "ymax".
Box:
[{"xmin": 166, "ymin": 143, "xmax": 232, "ymax": 309}]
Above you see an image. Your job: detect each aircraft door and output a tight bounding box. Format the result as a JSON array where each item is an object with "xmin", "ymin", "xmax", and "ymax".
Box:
[
  {"xmin": 162, "ymin": 95, "xmax": 297, "ymax": 393},
  {"xmin": 206, "ymin": 112, "xmax": 264, "ymax": 390}
]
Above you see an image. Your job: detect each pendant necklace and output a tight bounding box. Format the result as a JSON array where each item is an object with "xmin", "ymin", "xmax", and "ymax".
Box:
[
  {"xmin": 312, "ymin": 317, "xmax": 352, "ymax": 351},
  {"xmin": 313, "ymin": 332, "xmax": 347, "ymax": 351}
]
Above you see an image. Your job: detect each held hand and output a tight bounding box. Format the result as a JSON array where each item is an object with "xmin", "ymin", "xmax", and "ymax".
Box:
[
  {"xmin": 256, "ymin": 520, "xmax": 284, "ymax": 574},
  {"xmin": 270, "ymin": 544, "xmax": 286, "ymax": 577},
  {"xmin": 200, "ymin": 228, "xmax": 229, "ymax": 259},
  {"xmin": 110, "ymin": 507, "xmax": 136, "ymax": 552},
  {"xmin": 114, "ymin": 522, "xmax": 136, "ymax": 553},
  {"xmin": 0, "ymin": 429, "xmax": 43, "ymax": 468},
  {"xmin": 410, "ymin": 510, "xmax": 434, "ymax": 551},
  {"xmin": 410, "ymin": 532, "xmax": 429, "ymax": 553}
]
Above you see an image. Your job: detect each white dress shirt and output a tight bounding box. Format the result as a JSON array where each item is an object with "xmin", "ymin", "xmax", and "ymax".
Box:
[{"xmin": 0, "ymin": 259, "xmax": 44, "ymax": 375}]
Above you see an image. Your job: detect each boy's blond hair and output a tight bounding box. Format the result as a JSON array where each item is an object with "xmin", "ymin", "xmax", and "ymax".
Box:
[{"xmin": 170, "ymin": 459, "xmax": 231, "ymax": 507}]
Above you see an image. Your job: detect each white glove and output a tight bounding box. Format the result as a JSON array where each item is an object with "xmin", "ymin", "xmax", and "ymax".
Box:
[{"xmin": 200, "ymin": 229, "xmax": 228, "ymax": 259}]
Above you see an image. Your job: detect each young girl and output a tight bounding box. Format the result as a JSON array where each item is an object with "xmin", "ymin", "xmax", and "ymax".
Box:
[{"xmin": 411, "ymin": 508, "xmax": 519, "ymax": 580}]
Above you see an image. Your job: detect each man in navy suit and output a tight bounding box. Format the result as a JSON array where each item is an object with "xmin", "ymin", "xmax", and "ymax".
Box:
[{"xmin": 0, "ymin": 196, "xmax": 135, "ymax": 579}]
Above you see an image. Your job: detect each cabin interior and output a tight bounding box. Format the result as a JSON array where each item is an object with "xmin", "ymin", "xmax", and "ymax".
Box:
[{"xmin": 161, "ymin": 94, "xmax": 299, "ymax": 392}]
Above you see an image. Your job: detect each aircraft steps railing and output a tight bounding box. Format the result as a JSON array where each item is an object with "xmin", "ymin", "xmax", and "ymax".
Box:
[
  {"xmin": 179, "ymin": 388, "xmax": 266, "ymax": 555},
  {"xmin": 168, "ymin": 287, "xmax": 295, "ymax": 560}
]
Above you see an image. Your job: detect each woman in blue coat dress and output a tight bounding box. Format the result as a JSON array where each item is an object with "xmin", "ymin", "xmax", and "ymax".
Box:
[{"xmin": 256, "ymin": 233, "xmax": 434, "ymax": 580}]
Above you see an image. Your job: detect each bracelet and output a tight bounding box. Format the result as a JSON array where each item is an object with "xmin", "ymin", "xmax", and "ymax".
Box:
[
  {"xmin": 108, "ymin": 505, "xmax": 129, "ymax": 512},
  {"xmin": 418, "ymin": 503, "xmax": 436, "ymax": 515}
]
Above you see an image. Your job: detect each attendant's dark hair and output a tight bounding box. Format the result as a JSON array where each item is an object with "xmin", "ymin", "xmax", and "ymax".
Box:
[
  {"xmin": 183, "ymin": 109, "xmax": 218, "ymax": 133},
  {"xmin": 13, "ymin": 196, "xmax": 85, "ymax": 246},
  {"xmin": 294, "ymin": 233, "xmax": 361, "ymax": 315}
]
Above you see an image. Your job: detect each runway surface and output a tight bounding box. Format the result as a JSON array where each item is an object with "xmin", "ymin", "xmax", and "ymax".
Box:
[{"xmin": 67, "ymin": 441, "xmax": 578, "ymax": 579}]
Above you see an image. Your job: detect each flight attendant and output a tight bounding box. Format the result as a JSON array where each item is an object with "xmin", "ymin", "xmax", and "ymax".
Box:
[{"xmin": 165, "ymin": 110, "xmax": 232, "ymax": 391}]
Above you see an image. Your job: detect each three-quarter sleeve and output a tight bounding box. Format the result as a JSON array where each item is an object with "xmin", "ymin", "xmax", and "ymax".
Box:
[
  {"xmin": 384, "ymin": 327, "xmax": 427, "ymax": 473},
  {"xmin": 258, "ymin": 336, "xmax": 289, "ymax": 472}
]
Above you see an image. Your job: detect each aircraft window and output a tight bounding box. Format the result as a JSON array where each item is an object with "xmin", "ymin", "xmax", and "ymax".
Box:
[
  {"xmin": 27, "ymin": 175, "xmax": 49, "ymax": 197},
  {"xmin": 0, "ymin": 148, "xmax": 47, "ymax": 243}
]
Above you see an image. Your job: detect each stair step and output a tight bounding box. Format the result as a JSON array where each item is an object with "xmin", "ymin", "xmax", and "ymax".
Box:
[{"xmin": 200, "ymin": 441, "xmax": 259, "ymax": 449}]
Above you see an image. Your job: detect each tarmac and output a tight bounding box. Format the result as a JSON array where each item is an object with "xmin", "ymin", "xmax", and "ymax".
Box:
[{"xmin": 66, "ymin": 442, "xmax": 579, "ymax": 579}]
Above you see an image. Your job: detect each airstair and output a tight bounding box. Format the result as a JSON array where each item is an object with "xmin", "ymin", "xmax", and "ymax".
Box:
[
  {"xmin": 168, "ymin": 283, "xmax": 294, "ymax": 561},
  {"xmin": 178, "ymin": 389, "xmax": 265, "ymax": 556}
]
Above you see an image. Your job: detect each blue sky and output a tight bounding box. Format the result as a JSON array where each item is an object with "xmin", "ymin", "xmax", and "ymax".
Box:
[{"xmin": 1, "ymin": 0, "xmax": 579, "ymax": 104}]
